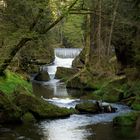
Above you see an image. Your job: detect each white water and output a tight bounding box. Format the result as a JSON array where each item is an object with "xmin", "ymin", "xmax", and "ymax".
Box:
[
  {"xmin": 43, "ymin": 48, "xmax": 82, "ymax": 79},
  {"xmin": 55, "ymin": 48, "xmax": 82, "ymax": 58}
]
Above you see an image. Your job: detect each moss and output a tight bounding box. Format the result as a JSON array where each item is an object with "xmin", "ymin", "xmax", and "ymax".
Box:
[
  {"xmin": 91, "ymin": 76, "xmax": 127, "ymax": 103},
  {"xmin": 113, "ymin": 112, "xmax": 140, "ymax": 127},
  {"xmin": 22, "ymin": 112, "xmax": 36, "ymax": 123},
  {"xmin": 13, "ymin": 93, "xmax": 72, "ymax": 119},
  {"xmin": 0, "ymin": 70, "xmax": 32, "ymax": 94},
  {"xmin": 131, "ymin": 97, "xmax": 140, "ymax": 111},
  {"xmin": 75, "ymin": 102, "xmax": 99, "ymax": 113},
  {"xmin": 66, "ymin": 69, "xmax": 99, "ymax": 90},
  {"xmin": 0, "ymin": 92, "xmax": 22, "ymax": 123},
  {"xmin": 131, "ymin": 104, "xmax": 140, "ymax": 111}
]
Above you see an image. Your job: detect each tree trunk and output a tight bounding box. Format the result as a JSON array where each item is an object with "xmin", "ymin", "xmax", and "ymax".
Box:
[
  {"xmin": 107, "ymin": 0, "xmax": 119, "ymax": 56},
  {"xmin": 97, "ymin": 0, "xmax": 102, "ymax": 61},
  {"xmin": 0, "ymin": 38, "xmax": 31, "ymax": 75},
  {"xmin": 0, "ymin": 0, "xmax": 79, "ymax": 75},
  {"xmin": 85, "ymin": 14, "xmax": 91, "ymax": 67},
  {"xmin": 43, "ymin": 0, "xmax": 79, "ymax": 34}
]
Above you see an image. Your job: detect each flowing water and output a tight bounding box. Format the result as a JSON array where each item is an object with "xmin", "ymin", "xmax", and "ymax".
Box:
[{"xmin": 1, "ymin": 48, "xmax": 140, "ymax": 140}]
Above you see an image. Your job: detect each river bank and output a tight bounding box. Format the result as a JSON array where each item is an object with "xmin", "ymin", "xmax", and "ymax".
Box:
[{"xmin": 0, "ymin": 48, "xmax": 140, "ymax": 140}]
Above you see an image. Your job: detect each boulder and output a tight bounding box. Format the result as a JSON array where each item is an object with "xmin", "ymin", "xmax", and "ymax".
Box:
[
  {"xmin": 75, "ymin": 101, "xmax": 117, "ymax": 114},
  {"xmin": 0, "ymin": 91, "xmax": 73, "ymax": 124},
  {"xmin": 0, "ymin": 92, "xmax": 22, "ymax": 124},
  {"xmin": 34, "ymin": 71, "xmax": 50, "ymax": 81},
  {"xmin": 55, "ymin": 67, "xmax": 79, "ymax": 81},
  {"xmin": 66, "ymin": 69, "xmax": 96, "ymax": 90},
  {"xmin": 75, "ymin": 102, "xmax": 99, "ymax": 114},
  {"xmin": 99, "ymin": 76, "xmax": 127, "ymax": 103},
  {"xmin": 13, "ymin": 93, "xmax": 72, "ymax": 119}
]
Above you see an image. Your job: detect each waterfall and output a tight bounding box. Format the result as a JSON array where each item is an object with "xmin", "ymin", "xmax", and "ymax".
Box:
[
  {"xmin": 55, "ymin": 48, "xmax": 82, "ymax": 58},
  {"xmin": 43, "ymin": 48, "xmax": 82, "ymax": 79}
]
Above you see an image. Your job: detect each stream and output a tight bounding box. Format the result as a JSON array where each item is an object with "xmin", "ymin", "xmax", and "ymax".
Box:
[{"xmin": 0, "ymin": 48, "xmax": 140, "ymax": 140}]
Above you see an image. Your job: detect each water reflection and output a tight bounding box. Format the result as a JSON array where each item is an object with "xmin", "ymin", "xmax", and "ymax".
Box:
[
  {"xmin": 32, "ymin": 80, "xmax": 69, "ymax": 98},
  {"xmin": 1, "ymin": 121, "xmax": 140, "ymax": 140},
  {"xmin": 1, "ymin": 47, "xmax": 139, "ymax": 140},
  {"xmin": 0, "ymin": 123, "xmax": 44, "ymax": 140}
]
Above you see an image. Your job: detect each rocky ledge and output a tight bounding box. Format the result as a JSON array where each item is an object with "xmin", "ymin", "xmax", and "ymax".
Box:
[{"xmin": 0, "ymin": 91, "xmax": 72, "ymax": 124}]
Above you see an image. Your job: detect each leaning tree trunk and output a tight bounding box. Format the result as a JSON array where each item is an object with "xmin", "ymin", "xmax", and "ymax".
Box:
[
  {"xmin": 0, "ymin": 38, "xmax": 31, "ymax": 75},
  {"xmin": 0, "ymin": 0, "xmax": 78, "ymax": 76}
]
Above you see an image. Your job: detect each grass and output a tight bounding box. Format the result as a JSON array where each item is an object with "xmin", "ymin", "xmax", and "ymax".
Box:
[{"xmin": 0, "ymin": 70, "xmax": 32, "ymax": 94}]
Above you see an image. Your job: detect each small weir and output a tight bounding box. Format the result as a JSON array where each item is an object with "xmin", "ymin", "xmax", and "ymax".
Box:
[{"xmin": 43, "ymin": 48, "xmax": 82, "ymax": 79}]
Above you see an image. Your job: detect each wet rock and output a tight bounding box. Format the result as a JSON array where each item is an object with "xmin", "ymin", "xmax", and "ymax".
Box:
[
  {"xmin": 66, "ymin": 69, "xmax": 96, "ymax": 90},
  {"xmin": 0, "ymin": 90, "xmax": 73, "ymax": 124},
  {"xmin": 75, "ymin": 102, "xmax": 99, "ymax": 114},
  {"xmin": 34, "ymin": 71, "xmax": 50, "ymax": 81},
  {"xmin": 14, "ymin": 93, "xmax": 72, "ymax": 119},
  {"xmin": 75, "ymin": 101, "xmax": 117, "ymax": 114},
  {"xmin": 55, "ymin": 67, "xmax": 79, "ymax": 81},
  {"xmin": 0, "ymin": 91, "xmax": 22, "ymax": 124},
  {"xmin": 72, "ymin": 48, "xmax": 86, "ymax": 68},
  {"xmin": 100, "ymin": 76, "xmax": 127, "ymax": 103}
]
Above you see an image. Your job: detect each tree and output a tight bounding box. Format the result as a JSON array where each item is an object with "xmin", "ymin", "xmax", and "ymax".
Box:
[{"xmin": 0, "ymin": 0, "xmax": 78, "ymax": 75}]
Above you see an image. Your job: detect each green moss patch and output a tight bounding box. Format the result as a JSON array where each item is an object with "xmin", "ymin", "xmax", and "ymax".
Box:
[
  {"xmin": 22, "ymin": 112, "xmax": 36, "ymax": 123},
  {"xmin": 13, "ymin": 93, "xmax": 72, "ymax": 119},
  {"xmin": 0, "ymin": 70, "xmax": 32, "ymax": 94},
  {"xmin": 113, "ymin": 112, "xmax": 140, "ymax": 127}
]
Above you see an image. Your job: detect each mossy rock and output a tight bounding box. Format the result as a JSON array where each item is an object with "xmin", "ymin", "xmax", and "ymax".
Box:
[
  {"xmin": 75, "ymin": 101, "xmax": 117, "ymax": 114},
  {"xmin": 131, "ymin": 98, "xmax": 140, "ymax": 110},
  {"xmin": 102, "ymin": 88, "xmax": 122, "ymax": 103},
  {"xmin": 34, "ymin": 71, "xmax": 50, "ymax": 81},
  {"xmin": 113, "ymin": 112, "xmax": 140, "ymax": 127},
  {"xmin": 66, "ymin": 69, "xmax": 96, "ymax": 90},
  {"xmin": 75, "ymin": 102, "xmax": 99, "ymax": 113},
  {"xmin": 22, "ymin": 112, "xmax": 36, "ymax": 123},
  {"xmin": 131, "ymin": 104, "xmax": 140, "ymax": 111},
  {"xmin": 99, "ymin": 76, "xmax": 127, "ymax": 103},
  {"xmin": 13, "ymin": 93, "xmax": 72, "ymax": 119},
  {"xmin": 27, "ymin": 64, "xmax": 39, "ymax": 74},
  {"xmin": 0, "ymin": 92, "xmax": 22, "ymax": 123},
  {"xmin": 55, "ymin": 67, "xmax": 79, "ymax": 81}
]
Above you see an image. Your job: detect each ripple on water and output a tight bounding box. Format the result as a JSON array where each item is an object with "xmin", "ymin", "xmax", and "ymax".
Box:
[{"xmin": 39, "ymin": 98, "xmax": 131, "ymax": 140}]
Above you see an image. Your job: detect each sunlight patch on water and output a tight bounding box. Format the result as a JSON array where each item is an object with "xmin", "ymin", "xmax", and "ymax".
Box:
[{"xmin": 39, "ymin": 105, "xmax": 131, "ymax": 140}]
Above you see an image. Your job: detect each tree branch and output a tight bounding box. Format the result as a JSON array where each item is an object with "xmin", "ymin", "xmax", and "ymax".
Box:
[
  {"xmin": 42, "ymin": 0, "xmax": 79, "ymax": 33},
  {"xmin": 0, "ymin": 38, "xmax": 32, "ymax": 75}
]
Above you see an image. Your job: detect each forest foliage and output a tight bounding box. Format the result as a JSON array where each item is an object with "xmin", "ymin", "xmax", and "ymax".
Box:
[{"xmin": 0, "ymin": 0, "xmax": 139, "ymax": 74}]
